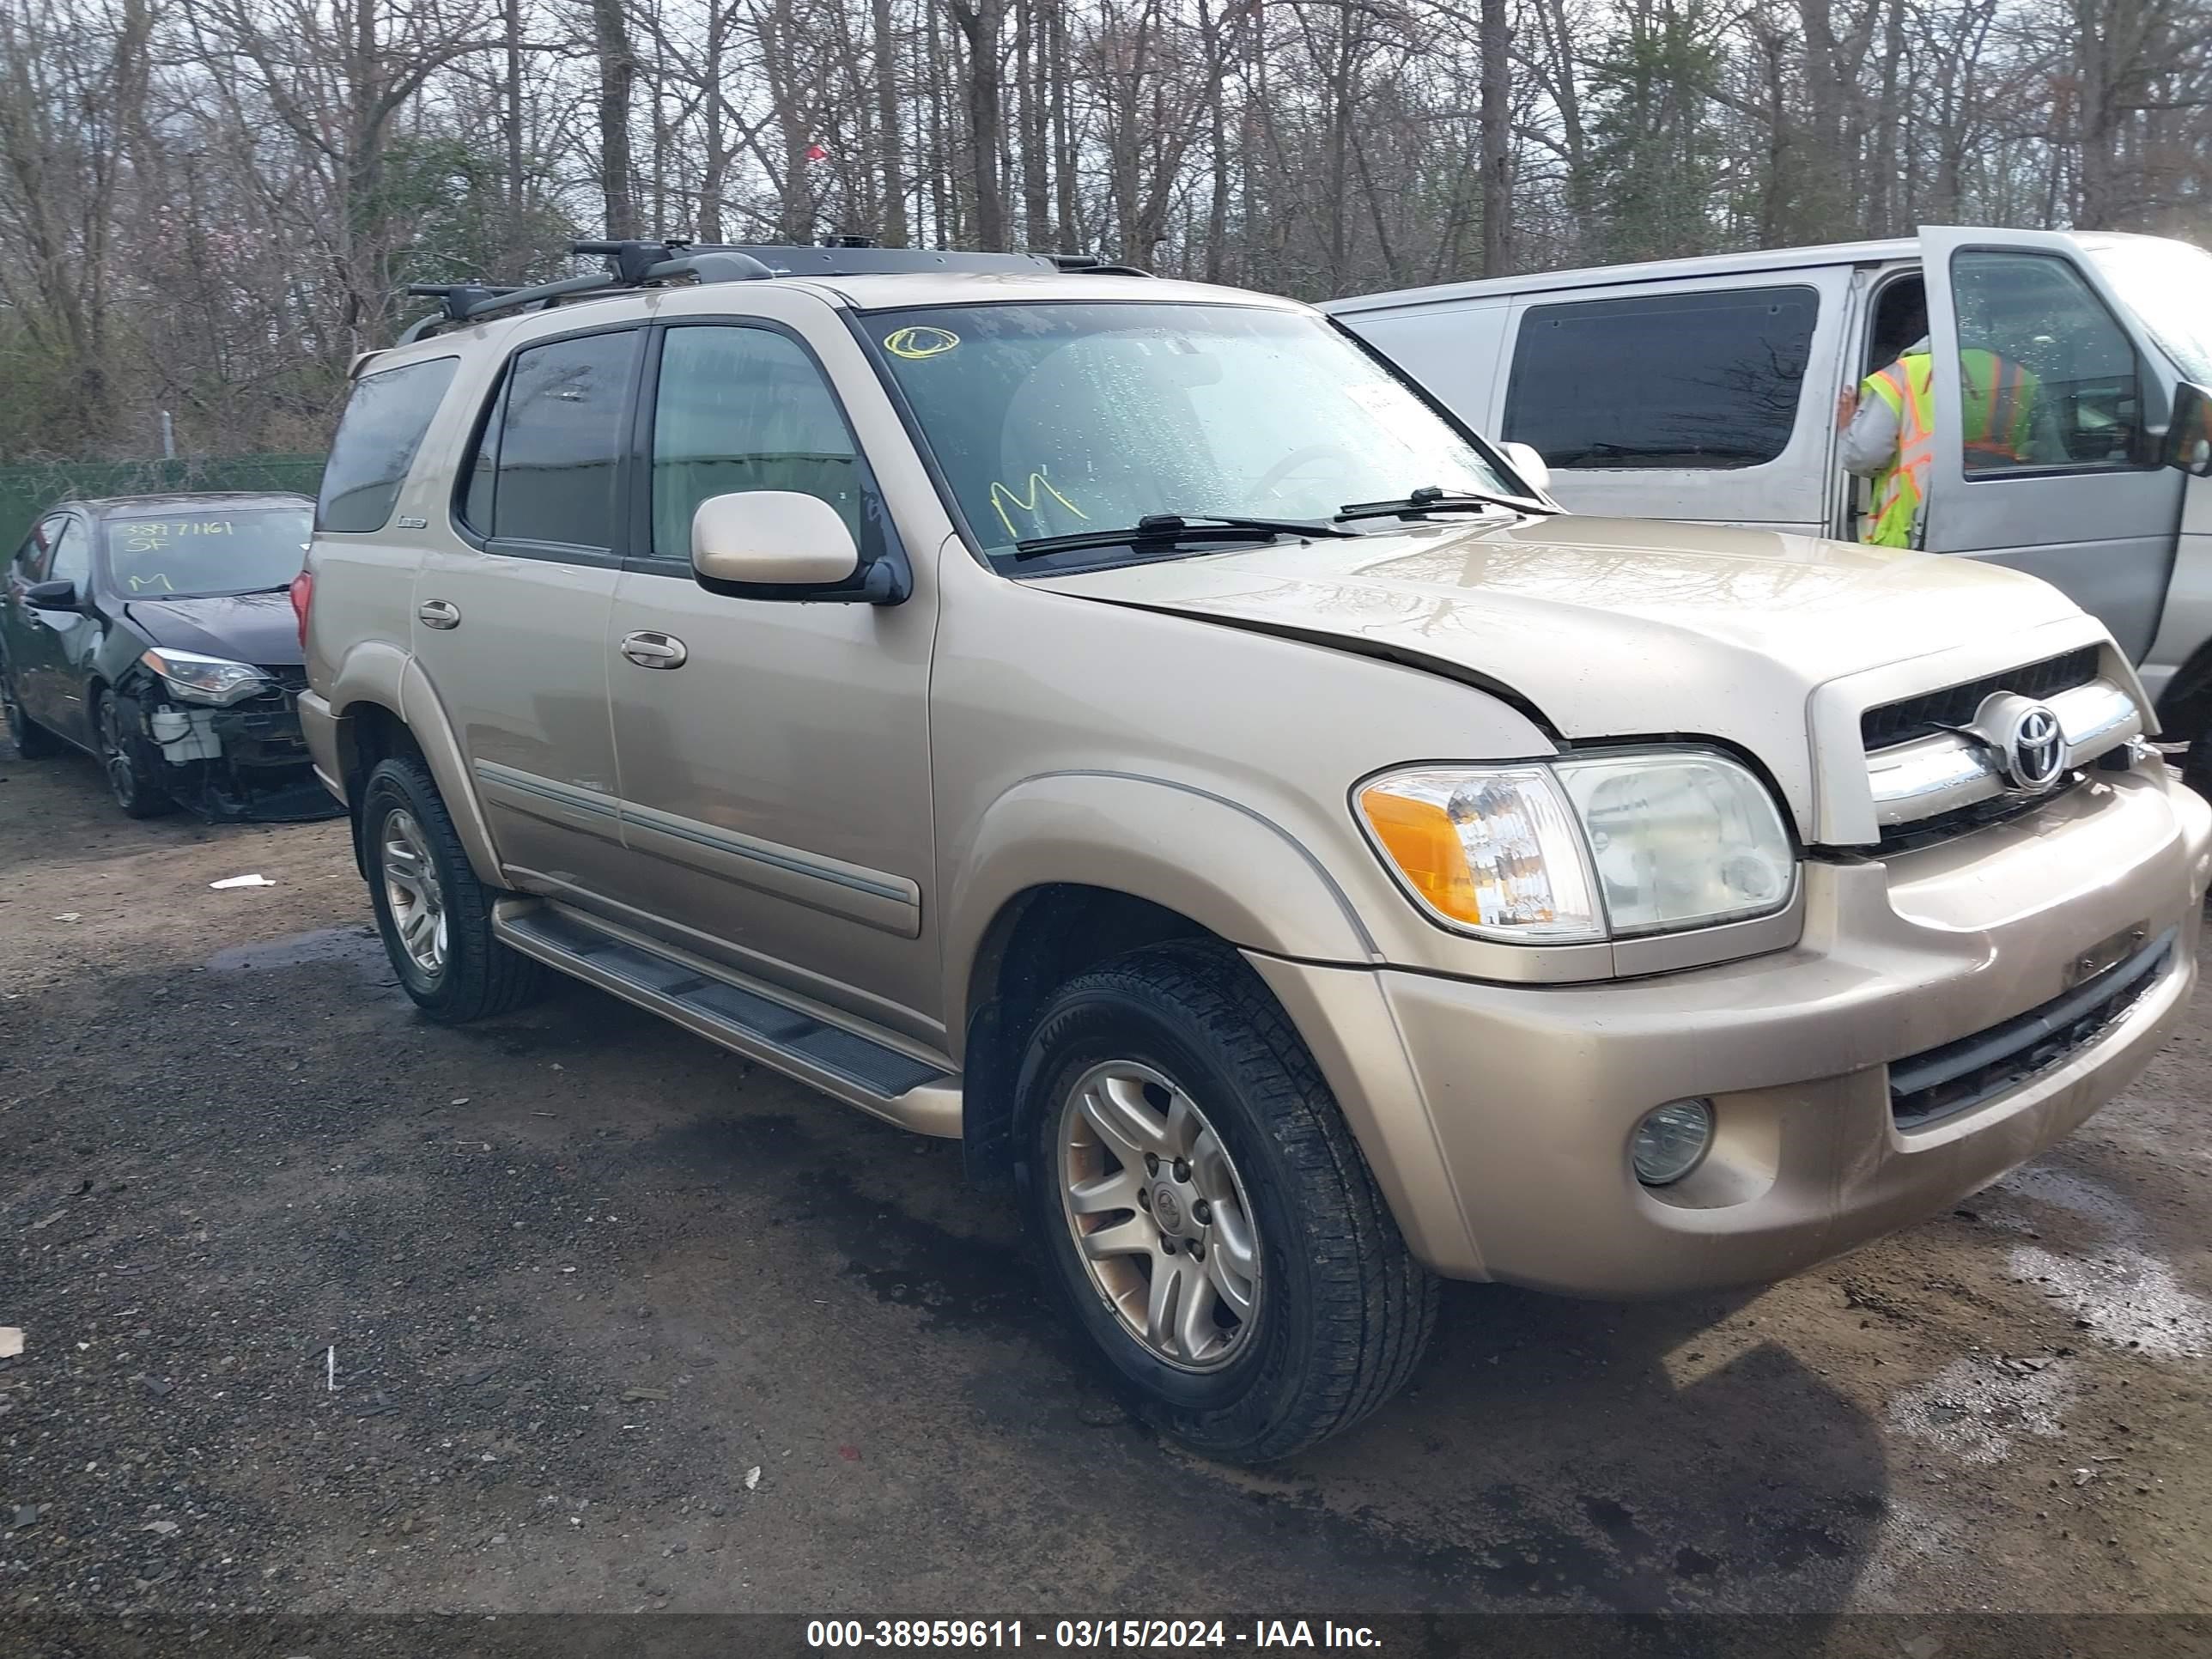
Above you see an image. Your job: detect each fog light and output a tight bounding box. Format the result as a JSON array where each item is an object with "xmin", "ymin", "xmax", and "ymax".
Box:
[{"xmin": 1632, "ymin": 1099, "xmax": 1712, "ymax": 1185}]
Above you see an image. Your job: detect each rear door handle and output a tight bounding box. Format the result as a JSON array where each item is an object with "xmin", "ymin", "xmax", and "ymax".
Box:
[
  {"xmin": 620, "ymin": 630, "xmax": 688, "ymax": 669},
  {"xmin": 417, "ymin": 599, "xmax": 461, "ymax": 630}
]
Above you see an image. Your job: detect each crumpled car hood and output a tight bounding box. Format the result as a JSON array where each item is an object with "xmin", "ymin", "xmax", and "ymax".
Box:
[{"xmin": 1034, "ymin": 514, "xmax": 2092, "ymax": 836}]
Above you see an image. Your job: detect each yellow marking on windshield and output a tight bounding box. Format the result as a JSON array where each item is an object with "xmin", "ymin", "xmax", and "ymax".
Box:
[
  {"xmin": 127, "ymin": 572, "xmax": 176, "ymax": 592},
  {"xmin": 988, "ymin": 469, "xmax": 1089, "ymax": 539},
  {"xmin": 884, "ymin": 325, "xmax": 961, "ymax": 361}
]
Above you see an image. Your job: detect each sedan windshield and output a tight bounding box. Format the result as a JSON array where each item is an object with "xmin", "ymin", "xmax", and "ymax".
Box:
[
  {"xmin": 2087, "ymin": 236, "xmax": 2212, "ymax": 384},
  {"xmin": 102, "ymin": 508, "xmax": 312, "ymax": 599},
  {"xmin": 866, "ymin": 301, "xmax": 1528, "ymax": 562}
]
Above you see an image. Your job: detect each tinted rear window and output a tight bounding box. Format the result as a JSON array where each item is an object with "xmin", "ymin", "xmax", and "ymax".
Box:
[
  {"xmin": 1504, "ymin": 286, "xmax": 1819, "ymax": 470},
  {"xmin": 318, "ymin": 356, "xmax": 459, "ymax": 532}
]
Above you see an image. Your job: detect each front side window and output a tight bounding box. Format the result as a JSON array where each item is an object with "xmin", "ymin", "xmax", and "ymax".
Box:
[
  {"xmin": 649, "ymin": 325, "xmax": 867, "ymax": 561},
  {"xmin": 470, "ymin": 330, "xmax": 641, "ymax": 550},
  {"xmin": 1504, "ymin": 286, "xmax": 1820, "ymax": 470},
  {"xmin": 46, "ymin": 518, "xmax": 88, "ymax": 586},
  {"xmin": 866, "ymin": 301, "xmax": 1521, "ymax": 561},
  {"xmin": 1950, "ymin": 250, "xmax": 2145, "ymax": 474},
  {"xmin": 101, "ymin": 507, "xmax": 312, "ymax": 598},
  {"xmin": 318, "ymin": 356, "xmax": 459, "ymax": 532},
  {"xmin": 15, "ymin": 514, "xmax": 65, "ymax": 580}
]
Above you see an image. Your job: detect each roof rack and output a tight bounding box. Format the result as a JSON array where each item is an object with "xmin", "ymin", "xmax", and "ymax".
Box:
[{"xmin": 397, "ymin": 237, "xmax": 1152, "ymax": 343}]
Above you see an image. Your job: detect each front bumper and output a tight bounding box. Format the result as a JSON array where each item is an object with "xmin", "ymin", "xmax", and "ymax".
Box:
[
  {"xmin": 137, "ymin": 676, "xmax": 338, "ymax": 823},
  {"xmin": 1252, "ymin": 762, "xmax": 2211, "ymax": 1295}
]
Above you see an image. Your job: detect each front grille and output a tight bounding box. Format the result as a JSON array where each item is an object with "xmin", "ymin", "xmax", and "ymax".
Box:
[
  {"xmin": 1888, "ymin": 927, "xmax": 2175, "ymax": 1130},
  {"xmin": 1875, "ymin": 778, "xmax": 2081, "ymax": 854},
  {"xmin": 1860, "ymin": 646, "xmax": 2100, "ymax": 750}
]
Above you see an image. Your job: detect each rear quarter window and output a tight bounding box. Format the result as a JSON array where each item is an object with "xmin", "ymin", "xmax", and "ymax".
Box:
[
  {"xmin": 1504, "ymin": 286, "xmax": 1820, "ymax": 471},
  {"xmin": 317, "ymin": 356, "xmax": 461, "ymax": 532}
]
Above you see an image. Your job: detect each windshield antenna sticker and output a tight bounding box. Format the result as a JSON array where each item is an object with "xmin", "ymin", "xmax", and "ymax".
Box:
[
  {"xmin": 884, "ymin": 325, "xmax": 960, "ymax": 361},
  {"xmin": 989, "ymin": 468, "xmax": 1088, "ymax": 539}
]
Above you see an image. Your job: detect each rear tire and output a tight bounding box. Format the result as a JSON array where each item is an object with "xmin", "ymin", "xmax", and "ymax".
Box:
[
  {"xmin": 2, "ymin": 663, "xmax": 62, "ymax": 758},
  {"xmin": 362, "ymin": 754, "xmax": 547, "ymax": 1023},
  {"xmin": 1014, "ymin": 943, "xmax": 1437, "ymax": 1463},
  {"xmin": 96, "ymin": 691, "xmax": 176, "ymax": 818}
]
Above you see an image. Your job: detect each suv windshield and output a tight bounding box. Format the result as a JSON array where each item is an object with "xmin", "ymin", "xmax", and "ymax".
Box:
[
  {"xmin": 2087, "ymin": 237, "xmax": 2212, "ymax": 384},
  {"xmin": 102, "ymin": 507, "xmax": 313, "ymax": 599},
  {"xmin": 866, "ymin": 301, "xmax": 1528, "ymax": 561}
]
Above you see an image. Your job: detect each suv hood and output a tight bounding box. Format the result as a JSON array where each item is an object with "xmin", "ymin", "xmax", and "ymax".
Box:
[
  {"xmin": 1036, "ymin": 514, "xmax": 2092, "ymax": 836},
  {"xmin": 125, "ymin": 591, "xmax": 303, "ymax": 668}
]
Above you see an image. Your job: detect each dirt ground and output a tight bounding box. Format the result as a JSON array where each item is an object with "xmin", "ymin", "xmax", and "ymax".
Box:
[{"xmin": 4, "ymin": 734, "xmax": 2212, "ymax": 1631}]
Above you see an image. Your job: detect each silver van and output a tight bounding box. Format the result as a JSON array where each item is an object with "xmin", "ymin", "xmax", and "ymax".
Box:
[{"xmin": 1326, "ymin": 228, "xmax": 2212, "ymax": 781}]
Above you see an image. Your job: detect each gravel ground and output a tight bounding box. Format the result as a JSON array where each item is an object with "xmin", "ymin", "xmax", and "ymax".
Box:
[{"xmin": 4, "ymin": 734, "xmax": 2212, "ymax": 1633}]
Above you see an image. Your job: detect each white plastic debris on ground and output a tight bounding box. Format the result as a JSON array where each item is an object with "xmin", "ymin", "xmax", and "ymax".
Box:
[{"xmin": 209, "ymin": 874, "xmax": 276, "ymax": 890}]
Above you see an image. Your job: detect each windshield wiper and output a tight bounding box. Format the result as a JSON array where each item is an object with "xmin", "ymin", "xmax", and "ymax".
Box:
[
  {"xmin": 1012, "ymin": 512, "xmax": 1357, "ymax": 562},
  {"xmin": 1334, "ymin": 484, "xmax": 1549, "ymax": 523}
]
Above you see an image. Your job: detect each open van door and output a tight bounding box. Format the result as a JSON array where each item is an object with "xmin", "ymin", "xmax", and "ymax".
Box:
[{"xmin": 1918, "ymin": 225, "xmax": 2183, "ymax": 661}]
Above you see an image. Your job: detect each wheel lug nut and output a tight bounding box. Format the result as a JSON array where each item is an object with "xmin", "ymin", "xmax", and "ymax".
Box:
[
  {"xmin": 1193, "ymin": 1200, "xmax": 1211, "ymax": 1224},
  {"xmin": 1173, "ymin": 1158, "xmax": 1191, "ymax": 1182},
  {"xmin": 1188, "ymin": 1240, "xmax": 1205, "ymax": 1261},
  {"xmin": 1137, "ymin": 1189, "xmax": 1151, "ymax": 1209},
  {"xmin": 1145, "ymin": 1154, "xmax": 1160, "ymax": 1176},
  {"xmin": 1161, "ymin": 1239, "xmax": 1176, "ymax": 1255}
]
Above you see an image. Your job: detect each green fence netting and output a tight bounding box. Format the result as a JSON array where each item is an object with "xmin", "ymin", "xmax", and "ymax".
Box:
[{"xmin": 0, "ymin": 454, "xmax": 326, "ymax": 559}]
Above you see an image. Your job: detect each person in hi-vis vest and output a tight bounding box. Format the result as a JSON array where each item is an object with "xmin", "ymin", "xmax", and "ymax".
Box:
[{"xmin": 1835, "ymin": 301, "xmax": 2043, "ymax": 548}]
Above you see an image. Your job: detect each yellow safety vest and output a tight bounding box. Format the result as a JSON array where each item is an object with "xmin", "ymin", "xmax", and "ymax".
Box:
[{"xmin": 1858, "ymin": 349, "xmax": 2039, "ymax": 549}]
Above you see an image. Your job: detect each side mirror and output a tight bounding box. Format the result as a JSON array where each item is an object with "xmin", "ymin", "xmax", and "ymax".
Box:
[
  {"xmin": 2164, "ymin": 382, "xmax": 2212, "ymax": 478},
  {"xmin": 24, "ymin": 579, "xmax": 79, "ymax": 611},
  {"xmin": 1499, "ymin": 441, "xmax": 1552, "ymax": 495},
  {"xmin": 692, "ymin": 490, "xmax": 863, "ymax": 595}
]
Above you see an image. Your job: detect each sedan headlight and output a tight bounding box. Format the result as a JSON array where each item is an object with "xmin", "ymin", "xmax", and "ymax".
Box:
[
  {"xmin": 139, "ymin": 647, "xmax": 274, "ymax": 707},
  {"xmin": 1357, "ymin": 749, "xmax": 1795, "ymax": 943}
]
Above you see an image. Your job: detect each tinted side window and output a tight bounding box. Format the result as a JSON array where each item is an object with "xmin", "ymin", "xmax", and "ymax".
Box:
[
  {"xmin": 648, "ymin": 325, "xmax": 866, "ymax": 560},
  {"xmin": 1504, "ymin": 286, "xmax": 1820, "ymax": 471},
  {"xmin": 46, "ymin": 519, "xmax": 88, "ymax": 586},
  {"xmin": 15, "ymin": 515, "xmax": 64, "ymax": 580},
  {"xmin": 318, "ymin": 356, "xmax": 460, "ymax": 532},
  {"xmin": 486, "ymin": 331, "xmax": 640, "ymax": 550}
]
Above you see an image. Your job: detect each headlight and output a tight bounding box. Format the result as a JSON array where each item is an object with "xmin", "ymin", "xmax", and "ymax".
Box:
[
  {"xmin": 1357, "ymin": 749, "xmax": 1794, "ymax": 943},
  {"xmin": 139, "ymin": 647, "xmax": 273, "ymax": 706}
]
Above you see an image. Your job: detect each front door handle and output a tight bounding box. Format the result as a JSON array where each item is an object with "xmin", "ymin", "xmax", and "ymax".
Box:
[
  {"xmin": 620, "ymin": 630, "xmax": 688, "ymax": 669},
  {"xmin": 417, "ymin": 599, "xmax": 462, "ymax": 630}
]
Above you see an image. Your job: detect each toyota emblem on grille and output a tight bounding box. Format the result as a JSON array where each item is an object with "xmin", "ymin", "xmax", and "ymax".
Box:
[{"xmin": 2006, "ymin": 703, "xmax": 2066, "ymax": 790}]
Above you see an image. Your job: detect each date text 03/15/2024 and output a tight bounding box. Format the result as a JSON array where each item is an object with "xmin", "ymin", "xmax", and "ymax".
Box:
[{"xmin": 805, "ymin": 1620, "xmax": 1383, "ymax": 1649}]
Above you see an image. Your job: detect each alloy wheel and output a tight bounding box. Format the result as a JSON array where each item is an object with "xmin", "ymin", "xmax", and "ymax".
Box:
[
  {"xmin": 98, "ymin": 699, "xmax": 138, "ymax": 809},
  {"xmin": 1057, "ymin": 1060, "xmax": 1261, "ymax": 1370},
  {"xmin": 380, "ymin": 808, "xmax": 448, "ymax": 976}
]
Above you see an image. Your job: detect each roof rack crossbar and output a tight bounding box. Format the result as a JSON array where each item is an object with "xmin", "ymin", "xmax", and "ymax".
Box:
[{"xmin": 397, "ymin": 237, "xmax": 1151, "ymax": 343}]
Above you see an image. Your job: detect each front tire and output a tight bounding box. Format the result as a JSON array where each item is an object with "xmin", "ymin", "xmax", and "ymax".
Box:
[
  {"xmin": 96, "ymin": 691, "xmax": 175, "ymax": 818},
  {"xmin": 1015, "ymin": 945, "xmax": 1437, "ymax": 1462},
  {"xmin": 362, "ymin": 754, "xmax": 547, "ymax": 1023},
  {"xmin": 2, "ymin": 663, "xmax": 62, "ymax": 758}
]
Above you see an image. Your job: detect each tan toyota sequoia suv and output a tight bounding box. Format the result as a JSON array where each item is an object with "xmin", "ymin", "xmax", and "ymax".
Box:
[{"xmin": 299, "ymin": 239, "xmax": 2212, "ymax": 1462}]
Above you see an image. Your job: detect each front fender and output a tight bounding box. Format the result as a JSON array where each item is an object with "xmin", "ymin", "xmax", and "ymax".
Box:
[{"xmin": 943, "ymin": 769, "xmax": 1380, "ymax": 1034}]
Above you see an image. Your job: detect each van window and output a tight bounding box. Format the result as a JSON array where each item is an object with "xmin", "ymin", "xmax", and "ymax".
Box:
[
  {"xmin": 1950, "ymin": 251, "xmax": 2144, "ymax": 473},
  {"xmin": 647, "ymin": 325, "xmax": 866, "ymax": 560},
  {"xmin": 318, "ymin": 356, "xmax": 459, "ymax": 532},
  {"xmin": 1504, "ymin": 287, "xmax": 1820, "ymax": 471},
  {"xmin": 472, "ymin": 330, "xmax": 641, "ymax": 550}
]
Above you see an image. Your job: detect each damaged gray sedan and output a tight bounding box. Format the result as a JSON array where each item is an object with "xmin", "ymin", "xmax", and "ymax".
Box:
[{"xmin": 1, "ymin": 492, "xmax": 337, "ymax": 821}]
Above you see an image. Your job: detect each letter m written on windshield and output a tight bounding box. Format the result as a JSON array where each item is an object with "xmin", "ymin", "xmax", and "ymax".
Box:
[{"xmin": 988, "ymin": 469, "xmax": 1087, "ymax": 539}]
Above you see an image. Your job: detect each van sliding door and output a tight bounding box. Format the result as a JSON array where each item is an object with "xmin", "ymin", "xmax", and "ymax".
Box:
[{"xmin": 1495, "ymin": 267, "xmax": 1851, "ymax": 533}]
